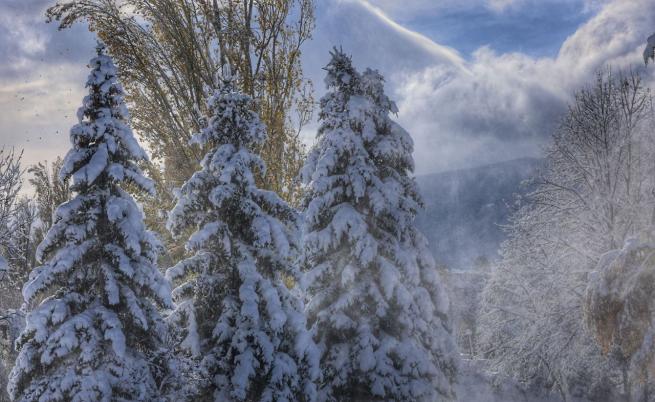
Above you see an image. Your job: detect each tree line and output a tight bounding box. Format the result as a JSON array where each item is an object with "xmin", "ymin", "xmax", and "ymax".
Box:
[
  {"xmin": 2, "ymin": 2, "xmax": 655, "ymax": 400},
  {"xmin": 0, "ymin": 42, "xmax": 457, "ymax": 402}
]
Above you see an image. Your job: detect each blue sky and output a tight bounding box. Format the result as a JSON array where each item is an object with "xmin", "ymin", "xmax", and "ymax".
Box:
[
  {"xmin": 401, "ymin": 1, "xmax": 589, "ymax": 57},
  {"xmin": 1, "ymin": 0, "xmax": 654, "ymax": 178}
]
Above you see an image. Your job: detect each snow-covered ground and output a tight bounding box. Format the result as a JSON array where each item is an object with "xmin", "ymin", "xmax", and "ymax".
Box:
[
  {"xmin": 457, "ymin": 360, "xmax": 543, "ymax": 402},
  {"xmin": 455, "ymin": 360, "xmax": 595, "ymax": 402}
]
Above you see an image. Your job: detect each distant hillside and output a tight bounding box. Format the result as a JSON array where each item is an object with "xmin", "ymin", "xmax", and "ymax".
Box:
[{"xmin": 416, "ymin": 157, "xmax": 542, "ymax": 270}]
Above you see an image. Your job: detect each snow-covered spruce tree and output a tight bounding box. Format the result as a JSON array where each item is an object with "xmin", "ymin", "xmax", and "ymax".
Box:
[
  {"xmin": 166, "ymin": 73, "xmax": 318, "ymax": 402},
  {"xmin": 8, "ymin": 44, "xmax": 173, "ymax": 402},
  {"xmin": 301, "ymin": 49, "xmax": 458, "ymax": 402}
]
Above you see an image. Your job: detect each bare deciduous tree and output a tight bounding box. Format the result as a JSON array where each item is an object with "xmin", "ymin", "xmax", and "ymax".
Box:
[
  {"xmin": 479, "ymin": 69, "xmax": 655, "ymax": 401},
  {"xmin": 28, "ymin": 158, "xmax": 71, "ymax": 231},
  {"xmin": 0, "ymin": 149, "xmax": 23, "ymax": 255},
  {"xmin": 0, "ymin": 149, "xmax": 23, "ymax": 402}
]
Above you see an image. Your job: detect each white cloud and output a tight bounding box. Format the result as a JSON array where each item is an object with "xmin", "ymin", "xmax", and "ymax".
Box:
[
  {"xmin": 360, "ymin": 0, "xmax": 655, "ymax": 174},
  {"xmin": 355, "ymin": 0, "xmax": 469, "ymax": 72},
  {"xmin": 394, "ymin": 49, "xmax": 565, "ymax": 173},
  {"xmin": 486, "ymin": 0, "xmax": 523, "ymax": 12},
  {"xmin": 366, "ymin": 0, "xmax": 563, "ymax": 18},
  {"xmin": 364, "ymin": 0, "xmax": 467, "ymax": 20},
  {"xmin": 557, "ymin": 0, "xmax": 654, "ymax": 77},
  {"xmin": 305, "ymin": 0, "xmax": 469, "ymax": 83}
]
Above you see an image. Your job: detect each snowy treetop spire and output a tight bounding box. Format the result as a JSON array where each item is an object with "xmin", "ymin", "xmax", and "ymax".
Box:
[
  {"xmin": 95, "ymin": 40, "xmax": 107, "ymax": 56},
  {"xmin": 60, "ymin": 42, "xmax": 153, "ymax": 195},
  {"xmin": 323, "ymin": 47, "xmax": 360, "ymax": 94},
  {"xmin": 190, "ymin": 76, "xmax": 266, "ymax": 151}
]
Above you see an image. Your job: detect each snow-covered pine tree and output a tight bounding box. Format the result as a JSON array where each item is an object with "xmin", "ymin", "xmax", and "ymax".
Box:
[
  {"xmin": 166, "ymin": 72, "xmax": 318, "ymax": 402},
  {"xmin": 301, "ymin": 49, "xmax": 458, "ymax": 402},
  {"xmin": 8, "ymin": 44, "xmax": 173, "ymax": 402}
]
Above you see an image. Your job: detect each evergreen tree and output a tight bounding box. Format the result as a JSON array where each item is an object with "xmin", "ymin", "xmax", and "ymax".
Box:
[
  {"xmin": 8, "ymin": 45, "xmax": 173, "ymax": 402},
  {"xmin": 301, "ymin": 49, "xmax": 458, "ymax": 402},
  {"xmin": 166, "ymin": 73, "xmax": 318, "ymax": 402}
]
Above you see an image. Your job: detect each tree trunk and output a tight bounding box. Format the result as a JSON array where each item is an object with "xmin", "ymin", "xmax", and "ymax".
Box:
[{"xmin": 623, "ymin": 363, "xmax": 631, "ymax": 402}]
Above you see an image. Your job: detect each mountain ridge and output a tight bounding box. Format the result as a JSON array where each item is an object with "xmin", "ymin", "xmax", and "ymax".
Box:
[{"xmin": 416, "ymin": 157, "xmax": 543, "ymax": 270}]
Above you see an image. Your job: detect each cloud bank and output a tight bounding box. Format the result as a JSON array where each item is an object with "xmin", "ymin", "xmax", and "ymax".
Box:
[
  {"xmin": 306, "ymin": 0, "xmax": 655, "ymax": 174},
  {"xmin": 0, "ymin": 0, "xmax": 654, "ymax": 178},
  {"xmin": 0, "ymin": 0, "xmax": 95, "ymax": 175}
]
